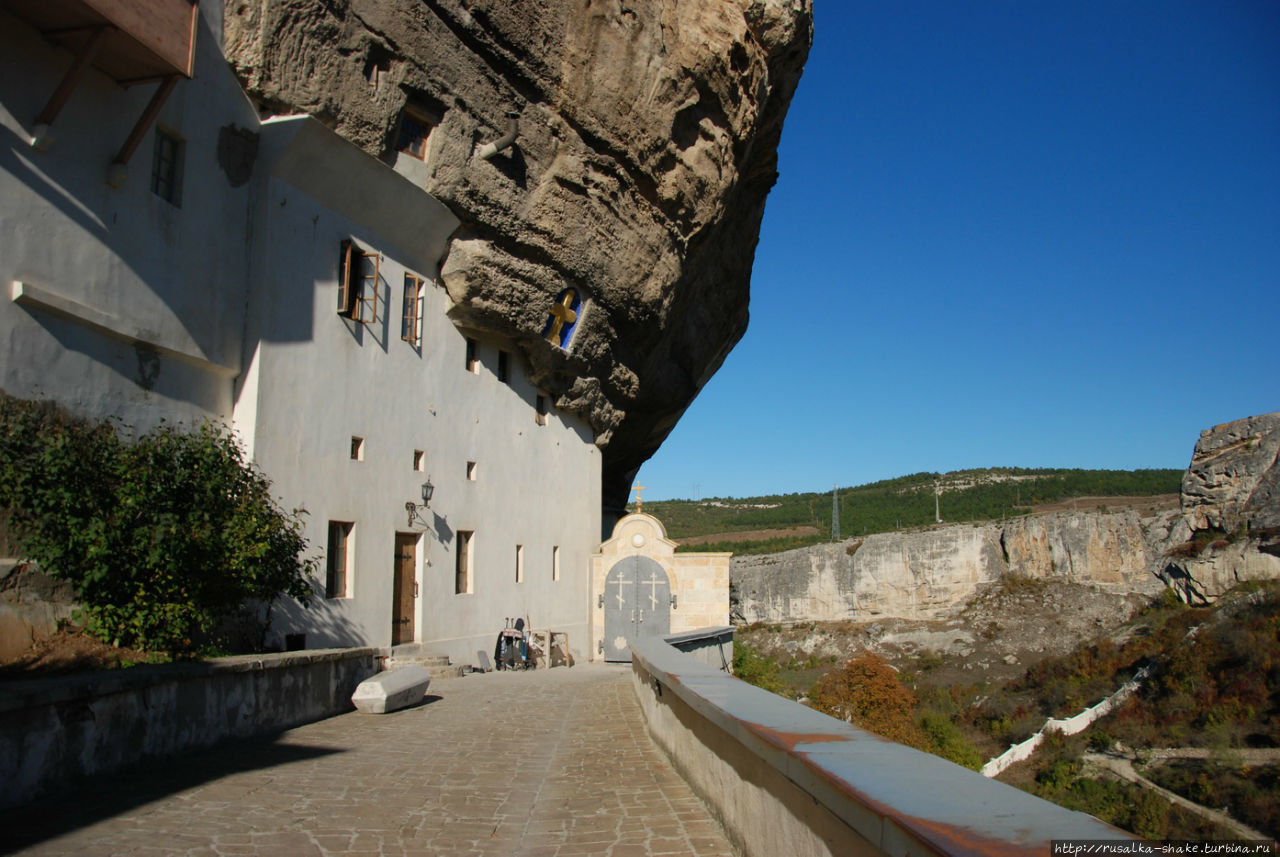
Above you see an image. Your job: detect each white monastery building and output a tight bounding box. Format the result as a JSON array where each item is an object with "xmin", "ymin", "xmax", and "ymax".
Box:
[{"xmin": 0, "ymin": 0, "xmax": 611, "ymax": 666}]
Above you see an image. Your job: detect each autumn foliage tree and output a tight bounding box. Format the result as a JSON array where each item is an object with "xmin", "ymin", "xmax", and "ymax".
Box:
[{"xmin": 808, "ymin": 652, "xmax": 927, "ymax": 748}]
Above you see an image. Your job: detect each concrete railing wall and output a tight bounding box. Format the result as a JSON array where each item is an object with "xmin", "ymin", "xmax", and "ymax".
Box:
[
  {"xmin": 0, "ymin": 648, "xmax": 377, "ymax": 809},
  {"xmin": 631, "ymin": 634, "xmax": 1137, "ymax": 857}
]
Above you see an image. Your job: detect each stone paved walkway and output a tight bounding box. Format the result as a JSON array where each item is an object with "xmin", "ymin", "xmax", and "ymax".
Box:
[{"xmin": 3, "ymin": 664, "xmax": 735, "ymax": 857}]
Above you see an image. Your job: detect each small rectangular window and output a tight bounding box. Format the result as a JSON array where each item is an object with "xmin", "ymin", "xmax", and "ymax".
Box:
[
  {"xmin": 337, "ymin": 240, "xmax": 381, "ymax": 324},
  {"xmin": 401, "ymin": 274, "xmax": 424, "ymax": 344},
  {"xmin": 151, "ymin": 128, "xmax": 184, "ymax": 206},
  {"xmin": 515, "ymin": 544, "xmax": 524, "ymax": 584},
  {"xmin": 497, "ymin": 350, "xmax": 510, "ymax": 383},
  {"xmin": 465, "ymin": 338, "xmax": 479, "ymax": 374},
  {"xmin": 396, "ymin": 109, "xmax": 434, "ymax": 160},
  {"xmin": 350, "ymin": 436, "xmax": 364, "ymax": 461},
  {"xmin": 326, "ymin": 521, "xmax": 353, "ymax": 598},
  {"xmin": 413, "ymin": 450, "xmax": 425, "ymax": 472},
  {"xmin": 535, "ymin": 395, "xmax": 548, "ymax": 426},
  {"xmin": 456, "ymin": 530, "xmax": 473, "ymax": 595},
  {"xmin": 552, "ymin": 545, "xmax": 560, "ymax": 582},
  {"xmin": 466, "ymin": 461, "xmax": 477, "ymax": 481}
]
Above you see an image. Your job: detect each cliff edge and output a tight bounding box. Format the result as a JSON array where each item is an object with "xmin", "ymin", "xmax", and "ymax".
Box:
[{"xmin": 222, "ymin": 0, "xmax": 813, "ymax": 509}]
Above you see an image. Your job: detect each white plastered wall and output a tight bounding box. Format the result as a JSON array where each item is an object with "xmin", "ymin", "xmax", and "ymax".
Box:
[
  {"xmin": 240, "ymin": 117, "xmax": 601, "ymax": 667},
  {"xmin": 0, "ymin": 8, "xmax": 259, "ymax": 434}
]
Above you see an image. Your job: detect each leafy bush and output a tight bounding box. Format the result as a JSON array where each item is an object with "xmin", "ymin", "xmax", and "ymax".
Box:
[
  {"xmin": 808, "ymin": 652, "xmax": 927, "ymax": 747},
  {"xmin": 0, "ymin": 393, "xmax": 316, "ymax": 653},
  {"xmin": 732, "ymin": 639, "xmax": 784, "ymax": 694}
]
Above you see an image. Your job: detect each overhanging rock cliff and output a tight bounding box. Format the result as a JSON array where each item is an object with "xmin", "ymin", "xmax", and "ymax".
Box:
[{"xmin": 223, "ymin": 0, "xmax": 813, "ymax": 509}]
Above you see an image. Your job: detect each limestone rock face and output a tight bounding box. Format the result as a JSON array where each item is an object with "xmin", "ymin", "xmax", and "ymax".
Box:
[
  {"xmin": 734, "ymin": 526, "xmax": 1007, "ymax": 624},
  {"xmin": 1181, "ymin": 412, "xmax": 1280, "ymax": 533},
  {"xmin": 732, "ymin": 514, "xmax": 1168, "ymax": 626},
  {"xmin": 221, "ymin": 0, "xmax": 813, "ymax": 507},
  {"xmin": 999, "ymin": 511, "xmax": 1162, "ymax": 588}
]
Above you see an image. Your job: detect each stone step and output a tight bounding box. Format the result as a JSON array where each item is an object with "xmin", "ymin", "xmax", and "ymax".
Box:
[{"xmin": 379, "ymin": 645, "xmax": 466, "ymax": 678}]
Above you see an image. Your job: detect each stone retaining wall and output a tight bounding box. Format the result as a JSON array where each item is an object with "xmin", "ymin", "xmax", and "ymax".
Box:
[{"xmin": 0, "ymin": 648, "xmax": 377, "ymax": 809}]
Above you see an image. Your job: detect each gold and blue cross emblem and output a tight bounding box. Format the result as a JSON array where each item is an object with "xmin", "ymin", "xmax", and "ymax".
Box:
[{"xmin": 543, "ymin": 288, "xmax": 582, "ymax": 349}]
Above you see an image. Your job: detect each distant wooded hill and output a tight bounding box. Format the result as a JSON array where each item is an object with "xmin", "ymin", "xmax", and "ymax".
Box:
[{"xmin": 636, "ymin": 468, "xmax": 1183, "ymax": 554}]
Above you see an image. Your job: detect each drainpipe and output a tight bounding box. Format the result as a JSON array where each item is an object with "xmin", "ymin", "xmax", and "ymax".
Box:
[{"xmin": 477, "ymin": 110, "xmax": 521, "ymax": 160}]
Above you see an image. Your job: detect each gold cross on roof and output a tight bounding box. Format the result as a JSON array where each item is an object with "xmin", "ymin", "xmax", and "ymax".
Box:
[{"xmin": 631, "ymin": 482, "xmax": 646, "ymax": 514}]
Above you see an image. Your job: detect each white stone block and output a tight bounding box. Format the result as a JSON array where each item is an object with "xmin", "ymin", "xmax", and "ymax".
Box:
[{"xmin": 351, "ymin": 665, "xmax": 431, "ymax": 714}]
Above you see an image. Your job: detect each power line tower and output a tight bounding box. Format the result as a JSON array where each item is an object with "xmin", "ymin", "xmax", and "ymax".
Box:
[{"xmin": 831, "ymin": 484, "xmax": 840, "ymax": 541}]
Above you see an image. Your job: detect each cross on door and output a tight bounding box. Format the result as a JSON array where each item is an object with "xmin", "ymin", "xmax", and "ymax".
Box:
[{"xmin": 611, "ymin": 573, "xmax": 632, "ymax": 611}]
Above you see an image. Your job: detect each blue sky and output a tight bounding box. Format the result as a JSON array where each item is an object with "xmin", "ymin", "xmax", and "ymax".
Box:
[{"xmin": 637, "ymin": 1, "xmax": 1280, "ymax": 502}]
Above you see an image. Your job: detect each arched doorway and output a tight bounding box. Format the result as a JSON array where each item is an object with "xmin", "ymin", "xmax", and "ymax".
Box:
[{"xmin": 603, "ymin": 555, "xmax": 670, "ymax": 662}]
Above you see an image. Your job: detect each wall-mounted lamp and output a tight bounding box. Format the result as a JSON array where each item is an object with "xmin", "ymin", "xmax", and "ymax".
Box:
[
  {"xmin": 406, "ymin": 477, "xmax": 435, "ymax": 527},
  {"xmin": 670, "ymin": 594, "xmax": 678, "ymax": 610},
  {"xmin": 421, "ymin": 478, "xmax": 434, "ymax": 507}
]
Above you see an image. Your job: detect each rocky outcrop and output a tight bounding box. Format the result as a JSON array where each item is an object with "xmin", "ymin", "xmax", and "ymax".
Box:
[
  {"xmin": 732, "ymin": 514, "xmax": 1168, "ymax": 625},
  {"xmin": 1161, "ymin": 412, "xmax": 1280, "ymax": 601},
  {"xmin": 221, "ymin": 0, "xmax": 813, "ymax": 508},
  {"xmin": 1180, "ymin": 412, "xmax": 1280, "ymax": 534}
]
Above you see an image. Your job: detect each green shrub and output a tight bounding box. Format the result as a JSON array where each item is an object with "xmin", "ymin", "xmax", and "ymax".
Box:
[
  {"xmin": 732, "ymin": 639, "xmax": 783, "ymax": 694},
  {"xmin": 918, "ymin": 710, "xmax": 984, "ymax": 769},
  {"xmin": 0, "ymin": 392, "xmax": 316, "ymax": 653}
]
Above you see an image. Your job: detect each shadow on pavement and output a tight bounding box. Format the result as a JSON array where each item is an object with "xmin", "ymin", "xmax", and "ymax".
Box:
[{"xmin": 0, "ymin": 733, "xmax": 345, "ymax": 854}]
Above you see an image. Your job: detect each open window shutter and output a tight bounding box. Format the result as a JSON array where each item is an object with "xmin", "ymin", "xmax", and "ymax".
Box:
[
  {"xmin": 367, "ymin": 252, "xmax": 381, "ymax": 324},
  {"xmin": 337, "ymin": 240, "xmax": 355, "ymax": 317},
  {"xmin": 402, "ymin": 275, "xmax": 422, "ymax": 343}
]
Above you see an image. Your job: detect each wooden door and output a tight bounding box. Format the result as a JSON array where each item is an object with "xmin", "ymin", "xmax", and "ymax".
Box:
[{"xmin": 392, "ymin": 533, "xmax": 417, "ymax": 644}]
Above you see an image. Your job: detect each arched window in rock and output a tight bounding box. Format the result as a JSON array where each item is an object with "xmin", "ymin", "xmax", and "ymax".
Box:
[{"xmin": 542, "ymin": 287, "xmax": 583, "ymax": 350}]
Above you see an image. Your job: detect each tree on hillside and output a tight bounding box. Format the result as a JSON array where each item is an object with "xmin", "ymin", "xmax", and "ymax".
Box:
[{"xmin": 0, "ymin": 392, "xmax": 316, "ymax": 653}]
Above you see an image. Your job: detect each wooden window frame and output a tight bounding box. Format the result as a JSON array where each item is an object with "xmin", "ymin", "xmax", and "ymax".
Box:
[
  {"xmin": 326, "ymin": 521, "xmax": 353, "ymax": 598},
  {"xmin": 151, "ymin": 127, "xmax": 184, "ymax": 206},
  {"xmin": 338, "ymin": 239, "xmax": 381, "ymax": 324},
  {"xmin": 395, "ymin": 107, "xmax": 435, "ymax": 160},
  {"xmin": 401, "ymin": 273, "xmax": 424, "ymax": 344}
]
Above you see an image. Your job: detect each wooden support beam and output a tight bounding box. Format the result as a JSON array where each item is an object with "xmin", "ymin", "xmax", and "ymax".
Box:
[
  {"xmin": 111, "ymin": 74, "xmax": 180, "ymax": 166},
  {"xmin": 34, "ymin": 26, "xmax": 109, "ymax": 127}
]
